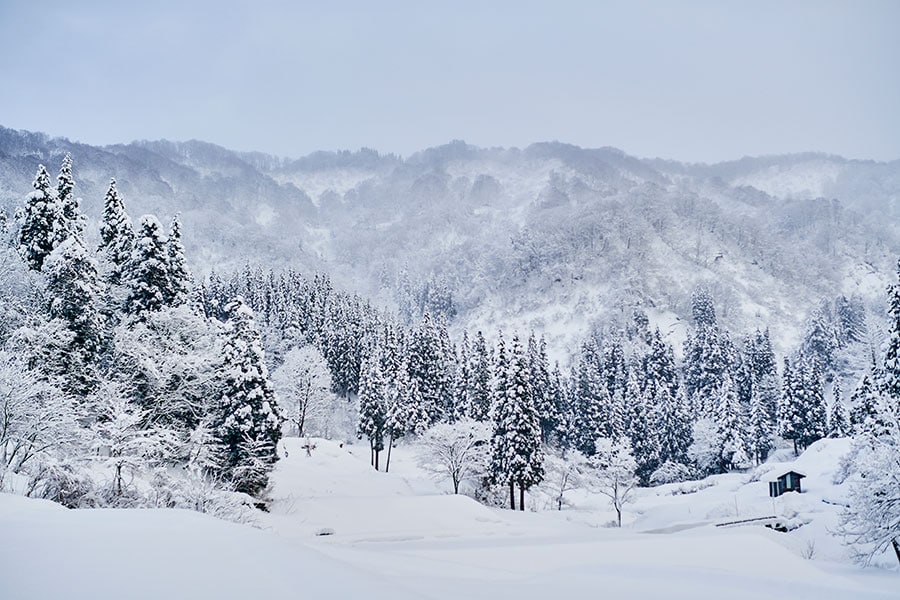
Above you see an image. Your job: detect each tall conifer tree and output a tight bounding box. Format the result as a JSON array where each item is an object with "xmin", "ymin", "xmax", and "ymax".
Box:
[
  {"xmin": 18, "ymin": 164, "xmax": 64, "ymax": 270},
  {"xmin": 98, "ymin": 179, "xmax": 135, "ymax": 283},
  {"xmin": 124, "ymin": 215, "xmax": 171, "ymax": 318},
  {"xmin": 489, "ymin": 335, "xmax": 543, "ymax": 510},
  {"xmin": 166, "ymin": 213, "xmax": 191, "ymax": 306},
  {"xmin": 212, "ymin": 297, "xmax": 282, "ymax": 495}
]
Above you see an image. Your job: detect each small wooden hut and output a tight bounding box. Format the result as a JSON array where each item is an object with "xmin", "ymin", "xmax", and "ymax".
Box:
[{"xmin": 768, "ymin": 471, "xmax": 806, "ymax": 498}]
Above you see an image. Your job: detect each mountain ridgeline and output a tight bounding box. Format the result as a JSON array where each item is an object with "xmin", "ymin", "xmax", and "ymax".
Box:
[{"xmin": 1, "ymin": 125, "xmax": 898, "ymax": 354}]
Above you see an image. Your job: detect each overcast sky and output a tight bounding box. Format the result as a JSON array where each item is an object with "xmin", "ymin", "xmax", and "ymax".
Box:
[{"xmin": 0, "ymin": 1, "xmax": 897, "ymax": 162}]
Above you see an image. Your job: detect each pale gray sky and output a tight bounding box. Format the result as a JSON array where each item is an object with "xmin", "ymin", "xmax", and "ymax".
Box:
[{"xmin": 1, "ymin": 0, "xmax": 897, "ymax": 162}]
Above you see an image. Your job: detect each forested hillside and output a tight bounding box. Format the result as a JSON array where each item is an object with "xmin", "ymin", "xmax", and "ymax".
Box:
[{"xmin": 2, "ymin": 127, "xmax": 898, "ymax": 357}]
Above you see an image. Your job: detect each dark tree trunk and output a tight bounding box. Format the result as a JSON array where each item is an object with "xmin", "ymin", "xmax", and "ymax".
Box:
[
  {"xmin": 793, "ymin": 440, "xmax": 798, "ymax": 456},
  {"xmin": 298, "ymin": 381, "xmax": 311, "ymax": 436},
  {"xmin": 374, "ymin": 449, "xmax": 380, "ymax": 471},
  {"xmin": 385, "ymin": 434, "xmax": 394, "ymax": 473},
  {"xmin": 892, "ymin": 537, "xmax": 900, "ymax": 566},
  {"xmin": 509, "ymin": 481, "xmax": 516, "ymax": 510},
  {"xmin": 519, "ymin": 485, "xmax": 525, "ymax": 511},
  {"xmin": 369, "ymin": 440, "xmax": 374, "ymax": 466}
]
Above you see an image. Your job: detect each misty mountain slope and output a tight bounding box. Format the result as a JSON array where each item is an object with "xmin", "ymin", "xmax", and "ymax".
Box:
[
  {"xmin": 0, "ymin": 128, "xmax": 321, "ymax": 272},
  {"xmin": 0, "ymin": 126, "xmax": 897, "ymax": 355}
]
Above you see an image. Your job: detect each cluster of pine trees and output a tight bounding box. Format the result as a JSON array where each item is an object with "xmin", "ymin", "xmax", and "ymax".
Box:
[
  {"xmin": 1, "ymin": 156, "xmax": 281, "ymax": 511},
  {"xmin": 199, "ymin": 261, "xmax": 874, "ymax": 511}
]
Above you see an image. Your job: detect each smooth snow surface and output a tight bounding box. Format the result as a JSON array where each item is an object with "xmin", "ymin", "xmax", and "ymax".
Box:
[
  {"xmin": 0, "ymin": 494, "xmax": 415, "ymax": 600},
  {"xmin": 1, "ymin": 438, "xmax": 897, "ymax": 599}
]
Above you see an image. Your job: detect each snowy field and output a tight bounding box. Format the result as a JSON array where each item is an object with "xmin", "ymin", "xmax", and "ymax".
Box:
[{"xmin": 2, "ymin": 437, "xmax": 897, "ymax": 600}]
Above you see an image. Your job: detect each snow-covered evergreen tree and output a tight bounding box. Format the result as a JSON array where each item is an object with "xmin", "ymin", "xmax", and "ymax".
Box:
[
  {"xmin": 527, "ymin": 334, "xmax": 559, "ymax": 443},
  {"xmin": 779, "ymin": 357, "xmax": 804, "ymax": 454},
  {"xmin": 124, "ymin": 215, "xmax": 171, "ymax": 318},
  {"xmin": 97, "ymin": 179, "xmax": 134, "ymax": 284},
  {"xmin": 796, "ymin": 353, "xmax": 828, "ymax": 450},
  {"xmin": 748, "ymin": 382, "xmax": 774, "ymax": 464},
  {"xmin": 850, "ymin": 367, "xmax": 881, "ymax": 434},
  {"xmin": 625, "ymin": 369, "xmax": 660, "ymax": 483},
  {"xmin": 489, "ymin": 334, "xmax": 543, "ymax": 510},
  {"xmin": 453, "ymin": 331, "xmax": 472, "ymax": 420},
  {"xmin": 407, "ymin": 312, "xmax": 451, "ymax": 424},
  {"xmin": 383, "ymin": 360, "xmax": 421, "ymax": 472},
  {"xmin": 802, "ymin": 303, "xmax": 838, "ymax": 375},
  {"xmin": 322, "ymin": 308, "xmax": 361, "ymax": 399},
  {"xmin": 357, "ymin": 354, "xmax": 388, "ymax": 469},
  {"xmin": 387, "ymin": 359, "xmax": 429, "ymax": 442},
  {"xmin": 56, "ymin": 153, "xmax": 85, "ymax": 240},
  {"xmin": 601, "ymin": 338, "xmax": 628, "ymax": 402},
  {"xmin": 653, "ymin": 385, "xmax": 692, "ymax": 467},
  {"xmin": 43, "ymin": 236, "xmax": 106, "ymax": 394},
  {"xmin": 463, "ymin": 331, "xmax": 493, "ymax": 421},
  {"xmin": 683, "ymin": 289, "xmax": 729, "ymax": 416},
  {"xmin": 828, "ymin": 378, "xmax": 852, "ymax": 438},
  {"xmin": 547, "ymin": 363, "xmax": 572, "ymax": 447},
  {"xmin": 570, "ymin": 340, "xmax": 622, "ymax": 455},
  {"xmin": 641, "ymin": 329, "xmax": 678, "ymax": 399},
  {"xmin": 715, "ymin": 373, "xmax": 751, "ymax": 471},
  {"xmin": 211, "ymin": 297, "xmax": 282, "ymax": 496},
  {"xmin": 691, "ymin": 286, "xmax": 717, "ymax": 327},
  {"xmin": 18, "ymin": 164, "xmax": 64, "ymax": 271},
  {"xmin": 165, "ymin": 213, "xmax": 191, "ymax": 306}
]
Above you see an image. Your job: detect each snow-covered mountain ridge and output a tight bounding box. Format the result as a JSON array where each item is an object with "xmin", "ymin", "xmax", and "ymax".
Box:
[{"xmin": 1, "ymin": 126, "xmax": 898, "ymax": 354}]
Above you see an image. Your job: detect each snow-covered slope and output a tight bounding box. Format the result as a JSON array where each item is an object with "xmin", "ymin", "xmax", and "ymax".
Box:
[
  {"xmin": 2, "ymin": 437, "xmax": 896, "ymax": 599},
  {"xmin": 0, "ymin": 438, "xmax": 900, "ymax": 600},
  {"xmin": 0, "ymin": 493, "xmax": 417, "ymax": 600}
]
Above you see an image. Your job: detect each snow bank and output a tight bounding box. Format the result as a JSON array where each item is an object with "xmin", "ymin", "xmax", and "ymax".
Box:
[
  {"xmin": 3, "ymin": 437, "xmax": 895, "ymax": 600},
  {"xmin": 0, "ymin": 493, "xmax": 416, "ymax": 600}
]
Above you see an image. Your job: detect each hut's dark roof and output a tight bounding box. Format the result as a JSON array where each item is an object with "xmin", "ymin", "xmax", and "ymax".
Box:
[{"xmin": 777, "ymin": 470, "xmax": 806, "ymax": 479}]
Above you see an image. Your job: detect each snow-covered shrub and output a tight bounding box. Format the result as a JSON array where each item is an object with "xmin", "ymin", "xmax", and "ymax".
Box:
[
  {"xmin": 471, "ymin": 478, "xmax": 510, "ymax": 508},
  {"xmin": 535, "ymin": 448, "xmax": 591, "ymax": 510},
  {"xmin": 88, "ymin": 381, "xmax": 179, "ymax": 502},
  {"xmin": 24, "ymin": 456, "xmax": 100, "ymax": 508},
  {"xmin": 688, "ymin": 418, "xmax": 719, "ymax": 476},
  {"xmin": 666, "ymin": 479, "xmax": 716, "ymax": 496},
  {"xmin": 150, "ymin": 466, "xmax": 258, "ymax": 525},
  {"xmin": 0, "ymin": 350, "xmax": 81, "ymax": 474},
  {"xmin": 649, "ymin": 460, "xmax": 693, "ymax": 486},
  {"xmin": 838, "ymin": 428, "xmax": 900, "ymax": 565}
]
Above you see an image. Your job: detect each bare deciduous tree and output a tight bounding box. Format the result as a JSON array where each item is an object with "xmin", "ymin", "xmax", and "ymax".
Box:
[{"xmin": 418, "ymin": 418, "xmax": 490, "ymax": 494}]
